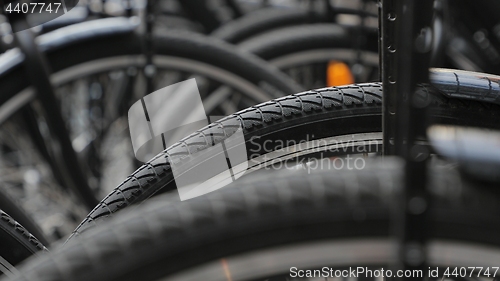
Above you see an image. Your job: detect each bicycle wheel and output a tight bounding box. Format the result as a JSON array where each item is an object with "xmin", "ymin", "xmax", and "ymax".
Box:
[
  {"xmin": 239, "ymin": 24, "xmax": 379, "ymax": 88},
  {"xmin": 69, "ymin": 69, "xmax": 500, "ymax": 240},
  {"xmin": 211, "ymin": 7, "xmax": 328, "ymax": 44},
  {"xmin": 0, "ymin": 17, "xmax": 301, "ymax": 239},
  {"xmin": 8, "ymin": 159, "xmax": 500, "ymax": 281},
  {"xmin": 0, "ymin": 209, "xmax": 47, "ymax": 278}
]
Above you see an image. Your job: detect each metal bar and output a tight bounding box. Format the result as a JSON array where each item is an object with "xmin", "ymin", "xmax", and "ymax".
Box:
[
  {"xmin": 380, "ymin": 0, "xmax": 397, "ymax": 155},
  {"xmin": 380, "ymin": 0, "xmax": 434, "ymax": 280},
  {"xmin": 144, "ymin": 0, "xmax": 155, "ymax": 95},
  {"xmin": 137, "ymin": 0, "xmax": 156, "ymax": 170}
]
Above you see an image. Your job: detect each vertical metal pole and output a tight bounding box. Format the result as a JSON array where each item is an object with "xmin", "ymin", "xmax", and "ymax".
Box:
[
  {"xmin": 144, "ymin": 0, "xmax": 155, "ymax": 95},
  {"xmin": 380, "ymin": 0, "xmax": 397, "ymax": 156},
  {"xmin": 380, "ymin": 0, "xmax": 434, "ymax": 280}
]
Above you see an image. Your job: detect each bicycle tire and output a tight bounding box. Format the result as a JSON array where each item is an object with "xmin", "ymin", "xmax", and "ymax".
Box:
[
  {"xmin": 7, "ymin": 159, "xmax": 500, "ymax": 281},
  {"xmin": 211, "ymin": 7, "xmax": 327, "ymax": 44},
  {"xmin": 0, "ymin": 17, "xmax": 301, "ymax": 109},
  {"xmin": 0, "ymin": 189, "xmax": 49, "ymax": 246},
  {"xmin": 69, "ymin": 69, "xmax": 500, "ymax": 240},
  {"xmin": 0, "ymin": 210, "xmax": 47, "ymax": 278}
]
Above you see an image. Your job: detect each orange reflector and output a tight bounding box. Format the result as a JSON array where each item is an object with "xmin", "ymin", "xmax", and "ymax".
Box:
[
  {"xmin": 327, "ymin": 61, "xmax": 355, "ymax": 86},
  {"xmin": 221, "ymin": 259, "xmax": 233, "ymax": 281}
]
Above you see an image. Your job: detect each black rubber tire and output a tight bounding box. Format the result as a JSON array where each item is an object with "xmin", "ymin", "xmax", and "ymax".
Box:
[
  {"xmin": 7, "ymin": 159, "xmax": 500, "ymax": 281},
  {"xmin": 211, "ymin": 7, "xmax": 327, "ymax": 44},
  {"xmin": 0, "ymin": 210, "xmax": 47, "ymax": 278},
  {"xmin": 0, "ymin": 190, "xmax": 50, "ymax": 246},
  {"xmin": 68, "ymin": 70, "xmax": 500, "ymax": 241},
  {"xmin": 238, "ymin": 23, "xmax": 378, "ymax": 61}
]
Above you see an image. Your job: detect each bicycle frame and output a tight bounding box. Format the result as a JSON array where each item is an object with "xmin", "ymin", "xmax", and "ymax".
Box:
[{"xmin": 380, "ymin": 0, "xmax": 434, "ymax": 280}]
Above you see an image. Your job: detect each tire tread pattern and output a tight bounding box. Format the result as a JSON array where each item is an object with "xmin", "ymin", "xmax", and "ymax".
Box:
[{"xmin": 0, "ymin": 209, "xmax": 47, "ymax": 254}]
